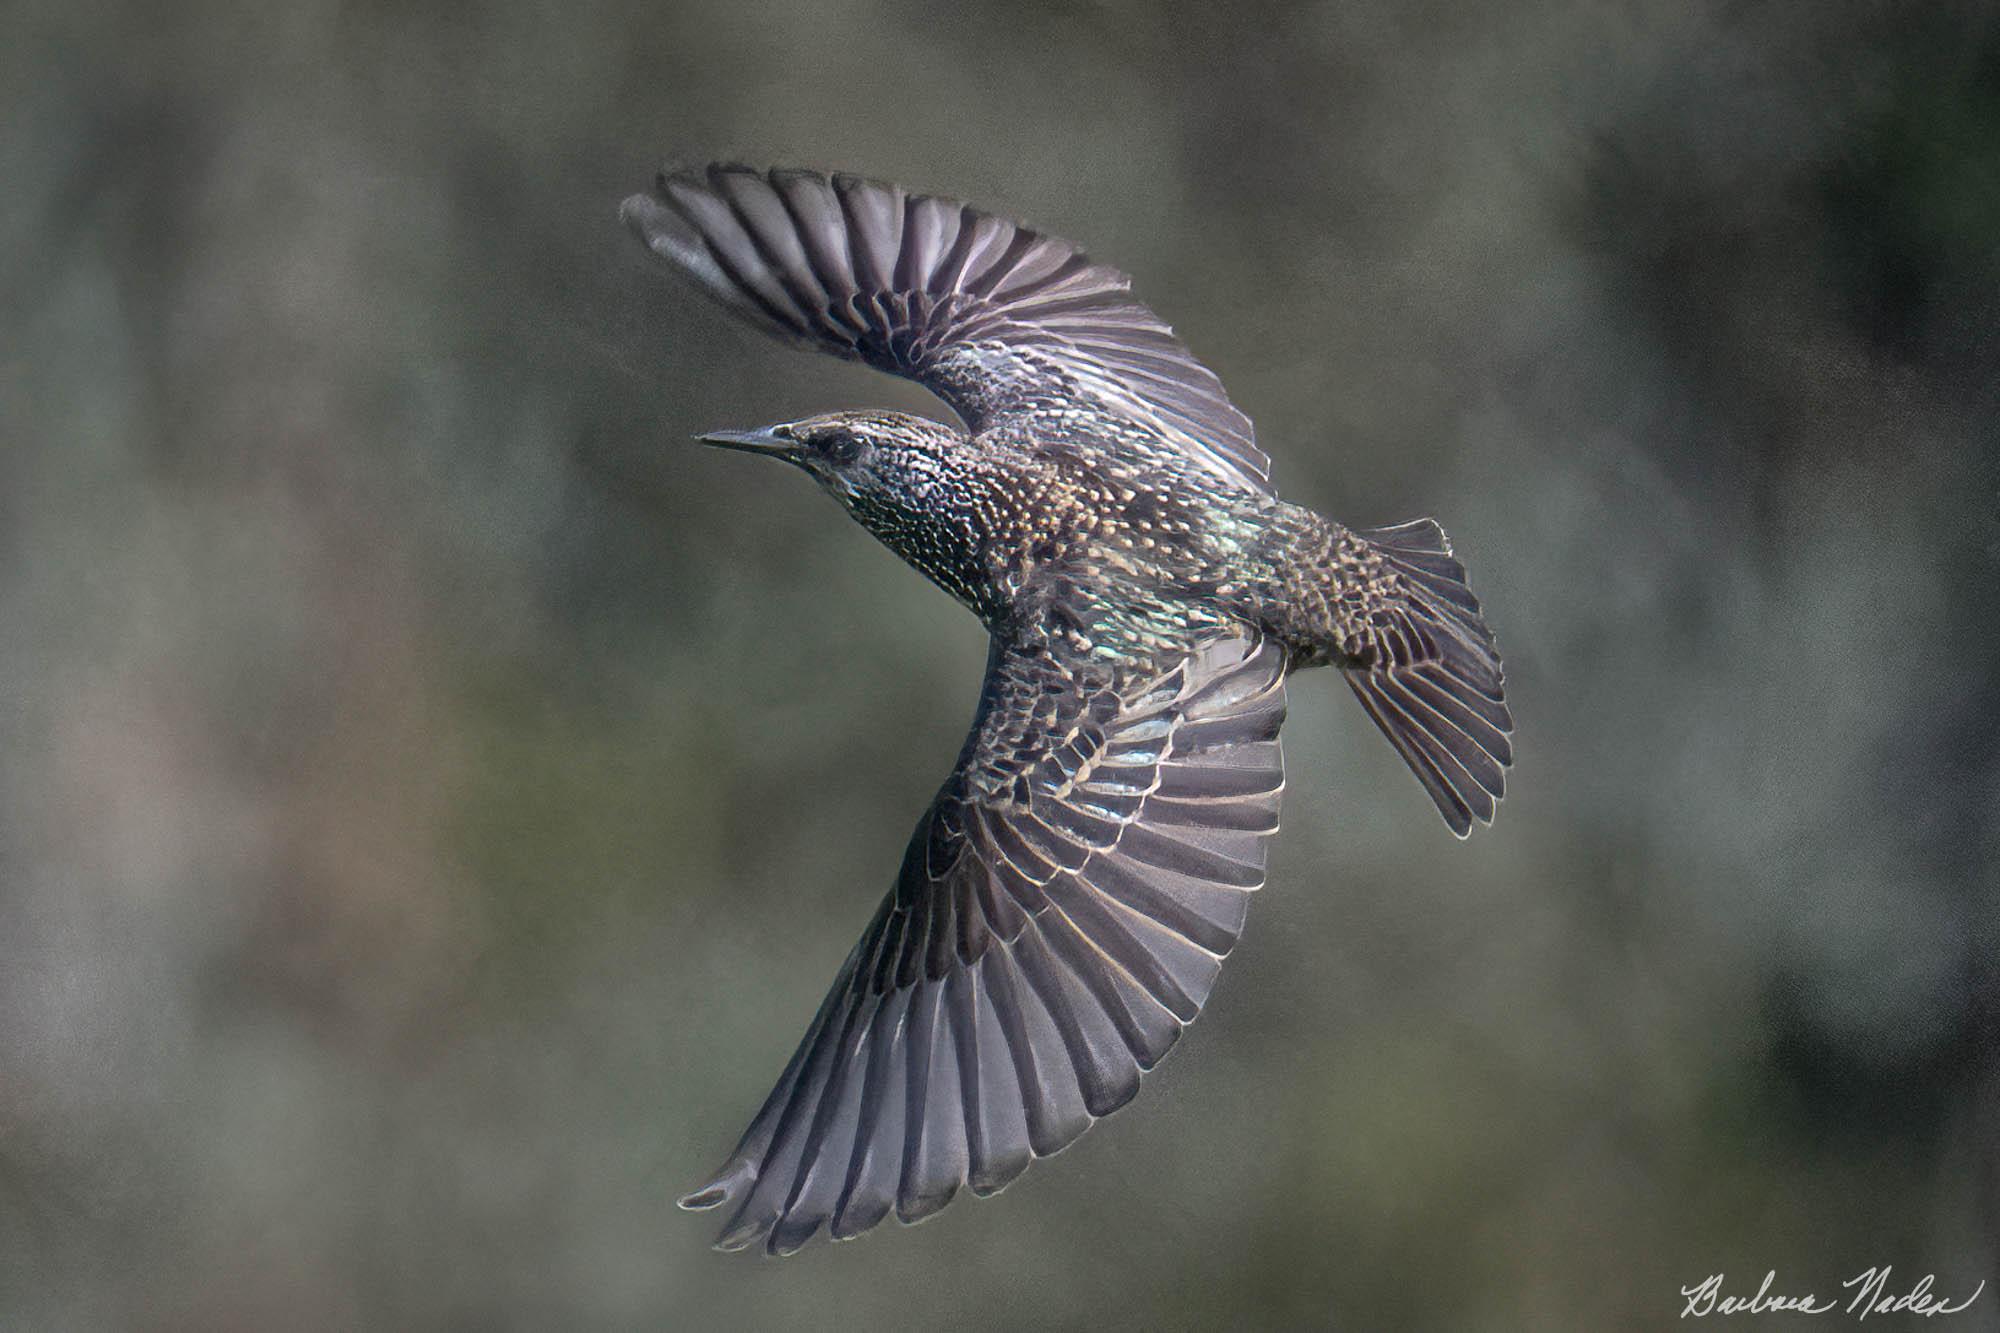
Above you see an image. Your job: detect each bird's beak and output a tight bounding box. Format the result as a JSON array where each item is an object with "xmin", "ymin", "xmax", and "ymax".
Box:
[{"xmin": 696, "ymin": 425, "xmax": 800, "ymax": 462}]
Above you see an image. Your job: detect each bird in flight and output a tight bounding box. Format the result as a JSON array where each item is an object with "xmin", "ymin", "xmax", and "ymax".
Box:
[{"xmin": 623, "ymin": 164, "xmax": 1513, "ymax": 1255}]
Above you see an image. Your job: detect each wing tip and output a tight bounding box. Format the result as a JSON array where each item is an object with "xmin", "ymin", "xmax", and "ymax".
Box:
[
  {"xmin": 764, "ymin": 1215, "xmax": 826, "ymax": 1257},
  {"xmin": 677, "ymin": 1184, "xmax": 729, "ymax": 1211},
  {"xmin": 893, "ymin": 1182, "xmax": 962, "ymax": 1226},
  {"xmin": 678, "ymin": 1158, "xmax": 754, "ymax": 1212},
  {"xmin": 966, "ymin": 1152, "xmax": 1033, "ymax": 1198},
  {"xmin": 712, "ymin": 1217, "xmax": 769, "ymax": 1253},
  {"xmin": 619, "ymin": 186, "xmax": 694, "ymax": 260}
]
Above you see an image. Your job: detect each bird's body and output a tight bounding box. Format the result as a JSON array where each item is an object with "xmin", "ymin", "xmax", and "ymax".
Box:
[
  {"xmin": 624, "ymin": 164, "xmax": 1513, "ymax": 1254},
  {"xmin": 821, "ymin": 410, "xmax": 1283, "ymax": 655},
  {"xmin": 724, "ymin": 408, "xmax": 1478, "ymax": 691}
]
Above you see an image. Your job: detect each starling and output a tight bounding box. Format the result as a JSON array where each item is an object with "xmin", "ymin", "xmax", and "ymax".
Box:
[{"xmin": 622, "ymin": 164, "xmax": 1513, "ymax": 1255}]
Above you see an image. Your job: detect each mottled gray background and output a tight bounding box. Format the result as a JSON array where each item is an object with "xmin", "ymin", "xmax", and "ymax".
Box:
[{"xmin": 4, "ymin": 1, "xmax": 1997, "ymax": 1328}]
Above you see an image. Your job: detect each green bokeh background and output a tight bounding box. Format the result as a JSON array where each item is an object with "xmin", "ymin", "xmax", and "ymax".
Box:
[{"xmin": 3, "ymin": 1, "xmax": 1996, "ymax": 1328}]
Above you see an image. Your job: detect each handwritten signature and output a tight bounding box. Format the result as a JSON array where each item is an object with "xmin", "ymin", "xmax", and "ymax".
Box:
[{"xmin": 1681, "ymin": 1268, "xmax": 1987, "ymax": 1320}]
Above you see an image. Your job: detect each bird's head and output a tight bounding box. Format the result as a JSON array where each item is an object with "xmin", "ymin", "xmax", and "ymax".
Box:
[{"xmin": 698, "ymin": 410, "xmax": 975, "ymax": 519}]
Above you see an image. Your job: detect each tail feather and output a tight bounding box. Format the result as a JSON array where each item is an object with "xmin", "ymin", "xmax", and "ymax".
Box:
[{"xmin": 1342, "ymin": 520, "xmax": 1513, "ymax": 837}]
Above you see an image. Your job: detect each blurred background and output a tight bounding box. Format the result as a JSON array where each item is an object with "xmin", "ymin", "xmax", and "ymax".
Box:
[{"xmin": 4, "ymin": 0, "xmax": 1997, "ymax": 1327}]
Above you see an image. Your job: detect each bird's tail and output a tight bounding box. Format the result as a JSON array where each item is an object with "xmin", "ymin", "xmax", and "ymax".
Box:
[{"xmin": 1340, "ymin": 519, "xmax": 1513, "ymax": 836}]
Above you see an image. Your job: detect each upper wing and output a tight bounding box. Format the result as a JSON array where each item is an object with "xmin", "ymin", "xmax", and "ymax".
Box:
[
  {"xmin": 682, "ymin": 632, "xmax": 1288, "ymax": 1254},
  {"xmin": 622, "ymin": 163, "xmax": 1272, "ymax": 495}
]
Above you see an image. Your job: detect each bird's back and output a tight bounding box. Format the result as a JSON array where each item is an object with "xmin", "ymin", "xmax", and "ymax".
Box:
[{"xmin": 955, "ymin": 426, "xmax": 1288, "ymax": 668}]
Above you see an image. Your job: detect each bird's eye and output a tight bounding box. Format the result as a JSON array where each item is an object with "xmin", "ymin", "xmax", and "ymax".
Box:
[{"xmin": 821, "ymin": 432, "xmax": 864, "ymax": 465}]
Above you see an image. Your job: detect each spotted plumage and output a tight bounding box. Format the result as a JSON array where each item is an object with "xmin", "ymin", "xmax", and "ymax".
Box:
[{"xmin": 624, "ymin": 164, "xmax": 1514, "ymax": 1254}]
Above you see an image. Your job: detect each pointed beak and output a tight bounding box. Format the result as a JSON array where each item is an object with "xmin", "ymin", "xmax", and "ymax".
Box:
[{"xmin": 696, "ymin": 425, "xmax": 800, "ymax": 461}]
